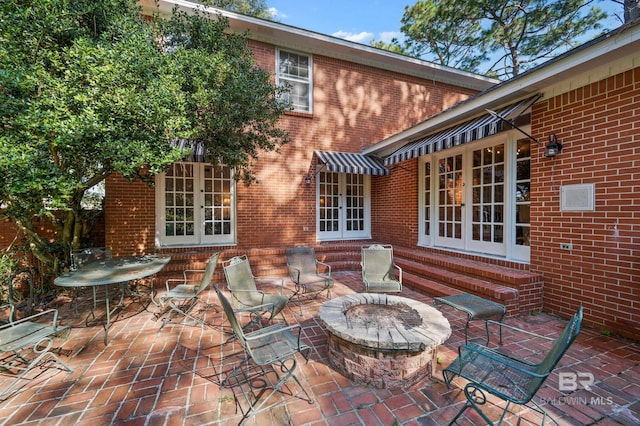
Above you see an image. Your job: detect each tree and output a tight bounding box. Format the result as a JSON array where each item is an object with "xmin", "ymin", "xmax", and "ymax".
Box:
[
  {"xmin": 0, "ymin": 0, "xmax": 289, "ymax": 275},
  {"xmin": 611, "ymin": 0, "xmax": 639, "ymax": 23},
  {"xmin": 398, "ymin": 0, "xmax": 607, "ymax": 79},
  {"xmin": 195, "ymin": 0, "xmax": 273, "ymax": 19}
]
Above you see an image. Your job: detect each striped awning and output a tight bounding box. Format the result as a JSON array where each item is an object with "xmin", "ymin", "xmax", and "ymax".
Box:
[
  {"xmin": 315, "ymin": 150, "xmax": 389, "ymax": 176},
  {"xmin": 172, "ymin": 139, "xmax": 208, "ymax": 162},
  {"xmin": 384, "ymin": 95, "xmax": 541, "ymax": 165}
]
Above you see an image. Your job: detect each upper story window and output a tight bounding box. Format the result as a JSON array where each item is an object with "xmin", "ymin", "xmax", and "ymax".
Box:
[{"xmin": 277, "ymin": 49, "xmax": 312, "ymax": 113}]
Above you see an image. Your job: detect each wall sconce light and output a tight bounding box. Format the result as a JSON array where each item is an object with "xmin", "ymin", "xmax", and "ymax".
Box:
[
  {"xmin": 305, "ymin": 174, "xmax": 311, "ymax": 184},
  {"xmin": 544, "ymin": 134, "xmax": 563, "ymax": 158}
]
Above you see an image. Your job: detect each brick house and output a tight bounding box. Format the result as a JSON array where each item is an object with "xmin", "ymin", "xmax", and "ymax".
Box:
[
  {"xmin": 363, "ymin": 23, "xmax": 640, "ymax": 339},
  {"xmin": 108, "ymin": 2, "xmax": 638, "ymax": 339},
  {"xmin": 3, "ymin": 1, "xmax": 635, "ymax": 340}
]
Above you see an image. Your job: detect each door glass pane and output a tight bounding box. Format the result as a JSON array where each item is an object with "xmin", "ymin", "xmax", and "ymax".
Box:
[
  {"xmin": 423, "ymin": 161, "xmax": 431, "ymax": 236},
  {"xmin": 203, "ymin": 165, "xmax": 232, "ymax": 236},
  {"xmin": 344, "ymin": 174, "xmax": 365, "ymax": 232},
  {"xmin": 471, "ymin": 144, "xmax": 504, "ymax": 242},
  {"xmin": 164, "ymin": 164, "xmax": 194, "ymax": 237},
  {"xmin": 319, "ymin": 172, "xmax": 340, "ymax": 232},
  {"xmin": 438, "ymin": 154, "xmax": 463, "ymax": 239},
  {"xmin": 516, "ymin": 139, "xmax": 531, "ymax": 246}
]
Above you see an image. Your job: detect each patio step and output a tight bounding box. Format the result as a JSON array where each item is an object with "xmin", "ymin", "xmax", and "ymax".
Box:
[{"xmin": 156, "ymin": 243, "xmax": 543, "ymax": 316}]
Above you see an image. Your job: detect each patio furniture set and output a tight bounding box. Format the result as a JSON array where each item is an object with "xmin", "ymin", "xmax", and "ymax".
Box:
[{"xmin": 0, "ymin": 244, "xmax": 583, "ymax": 425}]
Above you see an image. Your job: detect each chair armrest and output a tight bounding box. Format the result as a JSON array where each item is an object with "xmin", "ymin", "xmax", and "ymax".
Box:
[
  {"xmin": 486, "ymin": 320, "xmax": 555, "ymax": 341},
  {"xmin": 0, "ymin": 308, "xmax": 60, "ymax": 330},
  {"xmin": 459, "ymin": 343, "xmax": 543, "ymax": 377},
  {"xmin": 0, "ymin": 304, "xmax": 15, "ymax": 323},
  {"xmin": 165, "ymin": 278, "xmax": 200, "ymax": 291},
  {"xmin": 245, "ymin": 322, "xmax": 305, "ymax": 348},
  {"xmin": 316, "ymin": 261, "xmax": 331, "ymax": 276},
  {"xmin": 234, "ymin": 303, "xmax": 274, "ymax": 314},
  {"xmin": 245, "ymin": 322, "xmax": 301, "ymax": 340},
  {"xmin": 288, "ymin": 267, "xmax": 301, "ymax": 283},
  {"xmin": 393, "ymin": 264, "xmax": 402, "ymax": 282}
]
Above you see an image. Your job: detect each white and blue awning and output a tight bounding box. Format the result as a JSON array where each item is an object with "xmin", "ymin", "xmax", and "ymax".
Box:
[
  {"xmin": 315, "ymin": 150, "xmax": 389, "ymax": 176},
  {"xmin": 384, "ymin": 95, "xmax": 540, "ymax": 165}
]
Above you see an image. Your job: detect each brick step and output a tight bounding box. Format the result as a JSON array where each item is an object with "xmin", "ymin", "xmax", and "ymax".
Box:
[
  {"xmin": 155, "ymin": 243, "xmax": 543, "ymax": 315},
  {"xmin": 396, "ymin": 258, "xmax": 518, "ymax": 303},
  {"xmin": 402, "ymin": 271, "xmax": 462, "ymax": 298},
  {"xmin": 393, "ymin": 246, "xmax": 541, "ymax": 287}
]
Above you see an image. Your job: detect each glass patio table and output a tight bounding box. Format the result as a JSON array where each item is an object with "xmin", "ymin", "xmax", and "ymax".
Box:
[{"xmin": 55, "ymin": 254, "xmax": 171, "ymax": 344}]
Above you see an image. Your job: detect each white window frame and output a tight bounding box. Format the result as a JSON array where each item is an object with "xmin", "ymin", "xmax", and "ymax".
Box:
[
  {"xmin": 155, "ymin": 162, "xmax": 236, "ymax": 247},
  {"xmin": 276, "ymin": 48, "xmax": 312, "ymax": 113},
  {"xmin": 417, "ymin": 130, "xmax": 531, "ymax": 262},
  {"xmin": 316, "ymin": 171, "xmax": 372, "ymax": 241}
]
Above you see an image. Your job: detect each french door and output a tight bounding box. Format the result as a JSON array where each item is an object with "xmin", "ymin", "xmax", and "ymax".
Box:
[
  {"xmin": 317, "ymin": 171, "xmax": 370, "ymax": 240},
  {"xmin": 422, "ymin": 137, "xmax": 530, "ymax": 260},
  {"xmin": 155, "ymin": 162, "xmax": 235, "ymax": 246}
]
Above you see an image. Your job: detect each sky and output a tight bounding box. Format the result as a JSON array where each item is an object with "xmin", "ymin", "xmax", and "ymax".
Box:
[
  {"xmin": 266, "ymin": 0, "xmax": 624, "ymax": 47},
  {"xmin": 266, "ymin": 0, "xmax": 409, "ymax": 45}
]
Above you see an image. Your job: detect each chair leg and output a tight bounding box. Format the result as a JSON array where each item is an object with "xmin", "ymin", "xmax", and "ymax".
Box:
[
  {"xmin": 0, "ymin": 338, "xmax": 72, "ymax": 399},
  {"xmin": 449, "ymin": 384, "xmax": 495, "ymax": 426}
]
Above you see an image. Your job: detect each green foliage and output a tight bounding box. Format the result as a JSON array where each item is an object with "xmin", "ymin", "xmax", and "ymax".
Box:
[
  {"xmin": 0, "ymin": 0, "xmax": 289, "ymax": 274},
  {"xmin": 399, "ymin": 0, "xmax": 607, "ymax": 79},
  {"xmin": 195, "ymin": 0, "xmax": 274, "ymax": 19}
]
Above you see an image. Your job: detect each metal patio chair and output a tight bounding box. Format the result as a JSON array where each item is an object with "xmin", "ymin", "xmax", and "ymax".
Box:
[
  {"xmin": 443, "ymin": 306, "xmax": 583, "ymax": 426},
  {"xmin": 214, "ymin": 286, "xmax": 313, "ymax": 424},
  {"xmin": 223, "ymin": 255, "xmax": 289, "ymax": 330},
  {"xmin": 156, "ymin": 252, "xmax": 220, "ymax": 330},
  {"xmin": 0, "ymin": 306, "xmax": 72, "ymax": 399},
  {"xmin": 361, "ymin": 244, "xmax": 402, "ymax": 293},
  {"xmin": 285, "ymin": 246, "xmax": 333, "ymax": 313}
]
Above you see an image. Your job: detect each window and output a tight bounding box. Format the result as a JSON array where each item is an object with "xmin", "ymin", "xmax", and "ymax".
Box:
[
  {"xmin": 155, "ymin": 162, "xmax": 235, "ymax": 247},
  {"xmin": 277, "ymin": 49, "xmax": 312, "ymax": 113}
]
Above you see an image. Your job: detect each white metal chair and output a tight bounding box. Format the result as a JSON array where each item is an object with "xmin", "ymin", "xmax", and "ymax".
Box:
[
  {"xmin": 361, "ymin": 244, "xmax": 402, "ymax": 293},
  {"xmin": 215, "ymin": 286, "xmax": 313, "ymax": 424},
  {"xmin": 156, "ymin": 252, "xmax": 220, "ymax": 330},
  {"xmin": 223, "ymin": 255, "xmax": 289, "ymax": 330}
]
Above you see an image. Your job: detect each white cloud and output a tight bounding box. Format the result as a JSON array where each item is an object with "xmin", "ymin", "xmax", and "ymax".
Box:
[
  {"xmin": 331, "ymin": 30, "xmax": 375, "ymax": 44},
  {"xmin": 268, "ymin": 7, "xmax": 286, "ymax": 20},
  {"xmin": 378, "ymin": 31, "xmax": 401, "ymax": 44}
]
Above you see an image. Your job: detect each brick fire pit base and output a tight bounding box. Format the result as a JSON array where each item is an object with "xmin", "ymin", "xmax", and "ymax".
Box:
[{"xmin": 318, "ymin": 293, "xmax": 451, "ymax": 389}]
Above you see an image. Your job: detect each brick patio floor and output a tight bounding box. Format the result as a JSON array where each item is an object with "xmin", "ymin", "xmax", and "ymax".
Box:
[{"xmin": 0, "ymin": 271, "xmax": 638, "ymax": 425}]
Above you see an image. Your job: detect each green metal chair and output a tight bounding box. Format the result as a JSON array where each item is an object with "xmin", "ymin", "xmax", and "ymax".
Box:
[
  {"xmin": 214, "ymin": 286, "xmax": 313, "ymax": 424},
  {"xmin": 443, "ymin": 306, "xmax": 583, "ymax": 425},
  {"xmin": 0, "ymin": 306, "xmax": 72, "ymax": 399},
  {"xmin": 223, "ymin": 255, "xmax": 289, "ymax": 330},
  {"xmin": 361, "ymin": 244, "xmax": 402, "ymax": 293},
  {"xmin": 285, "ymin": 246, "xmax": 333, "ymax": 313},
  {"xmin": 156, "ymin": 252, "xmax": 220, "ymax": 330}
]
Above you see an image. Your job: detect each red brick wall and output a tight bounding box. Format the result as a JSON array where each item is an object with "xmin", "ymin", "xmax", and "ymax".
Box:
[
  {"xmin": 105, "ymin": 40, "xmax": 477, "ymax": 253},
  {"xmin": 104, "ymin": 175, "xmax": 156, "ymax": 256},
  {"xmin": 371, "ymin": 159, "xmax": 419, "ymax": 247},
  {"xmin": 530, "ymin": 67, "xmax": 640, "ymax": 339}
]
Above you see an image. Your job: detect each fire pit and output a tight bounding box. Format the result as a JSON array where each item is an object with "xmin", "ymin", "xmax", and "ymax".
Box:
[{"xmin": 318, "ymin": 293, "xmax": 451, "ymax": 389}]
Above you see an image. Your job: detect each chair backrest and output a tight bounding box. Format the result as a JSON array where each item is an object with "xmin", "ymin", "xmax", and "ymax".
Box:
[
  {"xmin": 362, "ymin": 244, "xmax": 394, "ymax": 280},
  {"xmin": 71, "ymin": 247, "xmax": 112, "ymax": 271},
  {"xmin": 286, "ymin": 246, "xmax": 318, "ymax": 276},
  {"xmin": 214, "ymin": 285, "xmax": 248, "ymax": 350},
  {"xmin": 536, "ymin": 306, "xmax": 583, "ymax": 375},
  {"xmin": 197, "ymin": 252, "xmax": 220, "ymax": 293},
  {"xmin": 223, "ymin": 255, "xmax": 259, "ymax": 306}
]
